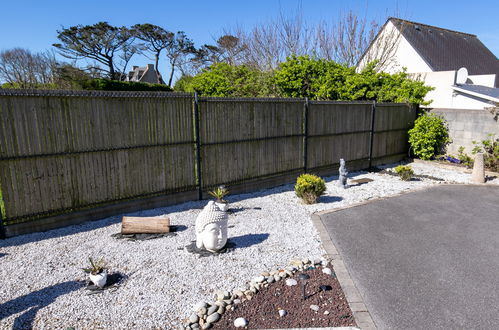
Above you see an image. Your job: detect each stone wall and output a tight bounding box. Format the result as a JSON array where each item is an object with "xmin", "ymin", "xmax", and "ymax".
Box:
[{"xmin": 430, "ymin": 108, "xmax": 499, "ymax": 155}]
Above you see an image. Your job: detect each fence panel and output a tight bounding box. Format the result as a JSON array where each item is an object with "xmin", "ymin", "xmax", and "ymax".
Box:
[
  {"xmin": 307, "ymin": 102, "xmax": 372, "ymax": 170},
  {"xmin": 372, "ymin": 103, "xmax": 416, "ymax": 159},
  {"xmin": 0, "ymin": 91, "xmax": 196, "ymax": 226},
  {"xmin": 198, "ymin": 98, "xmax": 304, "ymax": 187}
]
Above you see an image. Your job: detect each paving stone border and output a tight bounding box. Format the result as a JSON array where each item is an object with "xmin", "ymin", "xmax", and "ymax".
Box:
[{"xmin": 311, "ymin": 213, "xmax": 377, "ymax": 330}]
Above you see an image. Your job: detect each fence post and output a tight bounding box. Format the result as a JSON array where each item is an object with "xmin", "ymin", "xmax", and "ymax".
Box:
[
  {"xmin": 368, "ymin": 101, "xmax": 376, "ymax": 169},
  {"xmin": 303, "ymin": 97, "xmax": 309, "ymax": 172},
  {"xmin": 193, "ymin": 93, "xmax": 203, "ymax": 200},
  {"xmin": 0, "ymin": 187, "xmax": 5, "ymax": 239}
]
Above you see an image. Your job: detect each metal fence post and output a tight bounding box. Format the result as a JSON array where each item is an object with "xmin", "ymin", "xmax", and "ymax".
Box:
[
  {"xmin": 193, "ymin": 93, "xmax": 203, "ymax": 200},
  {"xmin": 303, "ymin": 97, "xmax": 309, "ymax": 172},
  {"xmin": 368, "ymin": 101, "xmax": 376, "ymax": 169}
]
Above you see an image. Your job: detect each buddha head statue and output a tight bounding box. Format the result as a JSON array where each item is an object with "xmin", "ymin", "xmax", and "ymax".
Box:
[{"xmin": 195, "ymin": 201, "xmax": 228, "ymax": 252}]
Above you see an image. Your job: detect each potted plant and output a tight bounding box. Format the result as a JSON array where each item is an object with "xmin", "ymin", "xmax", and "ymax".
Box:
[
  {"xmin": 208, "ymin": 185, "xmax": 229, "ymax": 211},
  {"xmin": 83, "ymin": 257, "xmax": 107, "ymax": 288}
]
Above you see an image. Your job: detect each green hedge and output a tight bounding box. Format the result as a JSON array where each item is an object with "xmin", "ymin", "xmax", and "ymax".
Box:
[{"xmin": 82, "ymin": 79, "xmax": 172, "ymax": 91}]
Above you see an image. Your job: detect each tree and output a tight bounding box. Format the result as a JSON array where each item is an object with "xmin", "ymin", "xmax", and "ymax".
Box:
[
  {"xmin": 164, "ymin": 31, "xmax": 196, "ymax": 87},
  {"xmin": 0, "ymin": 48, "xmax": 57, "ymax": 88},
  {"xmin": 273, "ymin": 55, "xmax": 432, "ymax": 104},
  {"xmin": 184, "ymin": 62, "xmax": 275, "ymax": 97},
  {"xmin": 53, "ymin": 22, "xmax": 136, "ymax": 80},
  {"xmin": 131, "ymin": 23, "xmax": 174, "ymax": 80}
]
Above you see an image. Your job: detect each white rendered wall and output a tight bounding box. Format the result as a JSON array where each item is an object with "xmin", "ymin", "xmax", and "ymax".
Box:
[
  {"xmin": 357, "ymin": 21, "xmax": 432, "ymax": 74},
  {"xmin": 419, "ymin": 71, "xmax": 456, "ymax": 108},
  {"xmin": 451, "ymin": 93, "xmax": 494, "ymax": 110},
  {"xmin": 467, "ymin": 74, "xmax": 496, "ymax": 87}
]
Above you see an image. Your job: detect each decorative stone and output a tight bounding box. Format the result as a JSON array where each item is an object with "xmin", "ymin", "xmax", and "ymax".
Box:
[
  {"xmin": 290, "ymin": 259, "xmax": 303, "ymax": 267},
  {"xmin": 194, "ymin": 302, "xmax": 208, "ymax": 311},
  {"xmin": 324, "ymin": 310, "xmax": 330, "ymax": 315},
  {"xmin": 207, "ymin": 305, "xmax": 218, "ymax": 316},
  {"xmin": 279, "ymin": 309, "xmax": 287, "ymax": 317},
  {"xmin": 313, "ymin": 258, "xmax": 322, "ymax": 265},
  {"xmin": 233, "ymin": 299, "xmax": 241, "ymax": 304},
  {"xmin": 214, "ymin": 300, "xmax": 226, "ymax": 307},
  {"xmin": 338, "ymin": 158, "xmax": 348, "ymax": 188},
  {"xmin": 195, "ymin": 201, "xmax": 228, "ymax": 252},
  {"xmin": 267, "ymin": 276, "xmax": 275, "ymax": 284},
  {"xmin": 322, "ymin": 267, "xmax": 332, "ymax": 275},
  {"xmin": 310, "ymin": 304, "xmax": 320, "ymax": 312},
  {"xmin": 302, "ymin": 258, "xmax": 311, "ymax": 264},
  {"xmin": 285, "ymin": 279, "xmax": 297, "ymax": 286},
  {"xmin": 206, "ymin": 312, "xmax": 220, "ymax": 323},
  {"xmin": 233, "ymin": 289, "xmax": 244, "ymax": 298},
  {"xmin": 217, "ymin": 305, "xmax": 225, "ymax": 314},
  {"xmin": 274, "ymin": 275, "xmax": 281, "ymax": 282},
  {"xmin": 234, "ymin": 317, "xmax": 248, "ymax": 327},
  {"xmin": 253, "ymin": 275, "xmax": 265, "ymax": 283},
  {"xmin": 189, "ymin": 313, "xmax": 199, "ymax": 323},
  {"xmin": 261, "ymin": 271, "xmax": 270, "ymax": 276},
  {"xmin": 472, "ymin": 153, "xmax": 485, "ymax": 183},
  {"xmin": 197, "ymin": 307, "xmax": 207, "ymax": 317}
]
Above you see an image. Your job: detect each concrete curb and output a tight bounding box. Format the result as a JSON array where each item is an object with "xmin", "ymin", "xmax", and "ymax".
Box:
[{"xmin": 311, "ymin": 213, "xmax": 376, "ymax": 330}]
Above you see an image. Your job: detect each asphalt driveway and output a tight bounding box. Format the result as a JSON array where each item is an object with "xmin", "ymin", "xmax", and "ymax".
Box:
[{"xmin": 317, "ymin": 185, "xmax": 499, "ymax": 329}]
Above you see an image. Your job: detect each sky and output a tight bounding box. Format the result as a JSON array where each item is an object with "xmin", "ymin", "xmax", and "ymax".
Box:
[{"xmin": 1, "ymin": 0, "xmax": 498, "ymax": 78}]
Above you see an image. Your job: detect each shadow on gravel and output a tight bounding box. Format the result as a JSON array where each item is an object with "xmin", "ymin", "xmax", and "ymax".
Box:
[
  {"xmin": 231, "ymin": 233, "xmax": 270, "ymax": 248},
  {"xmin": 0, "ymin": 280, "xmax": 82, "ymax": 329},
  {"xmin": 320, "ymin": 196, "xmax": 343, "ymax": 203}
]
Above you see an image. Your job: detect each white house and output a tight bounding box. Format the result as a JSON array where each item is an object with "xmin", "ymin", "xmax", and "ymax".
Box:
[{"xmin": 357, "ymin": 18, "xmax": 499, "ymax": 109}]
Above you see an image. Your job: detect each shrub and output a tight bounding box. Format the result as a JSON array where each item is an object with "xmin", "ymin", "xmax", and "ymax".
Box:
[
  {"xmin": 295, "ymin": 174, "xmax": 326, "ymax": 204},
  {"xmin": 394, "ymin": 165, "xmax": 414, "ymax": 181},
  {"xmin": 408, "ymin": 113, "xmax": 450, "ymax": 160},
  {"xmin": 471, "ymin": 135, "xmax": 499, "ymax": 172},
  {"xmin": 456, "ymin": 146, "xmax": 474, "ymax": 168},
  {"xmin": 81, "ymin": 79, "xmax": 172, "ymax": 91}
]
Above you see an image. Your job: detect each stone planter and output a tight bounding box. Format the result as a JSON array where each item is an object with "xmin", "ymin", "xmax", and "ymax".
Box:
[
  {"xmin": 89, "ymin": 271, "xmax": 107, "ymax": 288},
  {"xmin": 215, "ymin": 201, "xmax": 229, "ymax": 212}
]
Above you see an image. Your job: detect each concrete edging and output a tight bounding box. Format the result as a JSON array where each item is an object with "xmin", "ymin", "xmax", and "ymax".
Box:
[{"xmin": 311, "ymin": 213, "xmax": 376, "ymax": 330}]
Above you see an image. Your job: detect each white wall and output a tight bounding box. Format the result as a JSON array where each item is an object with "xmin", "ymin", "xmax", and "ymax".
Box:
[
  {"xmin": 357, "ymin": 21, "xmax": 432, "ymax": 73},
  {"xmin": 419, "ymin": 71, "xmax": 456, "ymax": 108},
  {"xmin": 467, "ymin": 74, "xmax": 496, "ymax": 87}
]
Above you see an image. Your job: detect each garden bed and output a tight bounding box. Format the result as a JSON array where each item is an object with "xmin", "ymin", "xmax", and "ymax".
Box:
[{"xmin": 0, "ymin": 162, "xmax": 497, "ymax": 329}]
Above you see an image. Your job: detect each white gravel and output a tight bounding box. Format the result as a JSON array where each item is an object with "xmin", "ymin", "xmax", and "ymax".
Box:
[{"xmin": 0, "ymin": 161, "xmax": 497, "ymax": 329}]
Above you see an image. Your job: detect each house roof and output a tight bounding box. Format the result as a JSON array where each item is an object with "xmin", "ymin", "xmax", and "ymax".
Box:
[
  {"xmin": 390, "ymin": 18, "xmax": 499, "ymax": 85},
  {"xmin": 453, "ymin": 84, "xmax": 499, "ymax": 103}
]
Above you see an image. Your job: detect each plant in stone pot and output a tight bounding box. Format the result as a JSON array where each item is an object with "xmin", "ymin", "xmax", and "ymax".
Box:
[
  {"xmin": 208, "ymin": 185, "xmax": 229, "ymax": 211},
  {"xmin": 295, "ymin": 174, "xmax": 326, "ymax": 204},
  {"xmin": 83, "ymin": 257, "xmax": 107, "ymax": 288}
]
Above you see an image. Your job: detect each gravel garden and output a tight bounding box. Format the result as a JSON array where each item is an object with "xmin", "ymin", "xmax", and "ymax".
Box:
[{"xmin": 0, "ymin": 160, "xmax": 497, "ymax": 329}]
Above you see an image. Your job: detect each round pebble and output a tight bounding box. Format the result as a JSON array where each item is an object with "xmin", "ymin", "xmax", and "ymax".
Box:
[
  {"xmin": 322, "ymin": 267, "xmax": 332, "ymax": 275},
  {"xmin": 234, "ymin": 317, "xmax": 248, "ymax": 327},
  {"xmin": 278, "ymin": 309, "xmax": 287, "ymax": 317},
  {"xmin": 206, "ymin": 312, "xmax": 220, "ymax": 323},
  {"xmin": 285, "ymin": 279, "xmax": 298, "ymax": 286},
  {"xmin": 310, "ymin": 304, "xmax": 320, "ymax": 312}
]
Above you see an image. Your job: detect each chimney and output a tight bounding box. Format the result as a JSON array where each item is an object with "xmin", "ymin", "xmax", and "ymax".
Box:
[{"xmin": 132, "ymin": 66, "xmax": 138, "ymax": 70}]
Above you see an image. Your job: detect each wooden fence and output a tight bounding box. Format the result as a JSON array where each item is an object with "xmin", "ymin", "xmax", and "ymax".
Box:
[{"xmin": 0, "ymin": 89, "xmax": 416, "ymax": 237}]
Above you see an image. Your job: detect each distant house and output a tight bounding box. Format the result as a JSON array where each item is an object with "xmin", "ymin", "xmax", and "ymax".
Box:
[
  {"xmin": 126, "ymin": 64, "xmax": 165, "ymax": 84},
  {"xmin": 358, "ymin": 18, "xmax": 499, "ymax": 109}
]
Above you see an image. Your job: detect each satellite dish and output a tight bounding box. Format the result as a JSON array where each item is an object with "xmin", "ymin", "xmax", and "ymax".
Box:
[{"xmin": 455, "ymin": 67, "xmax": 468, "ymax": 85}]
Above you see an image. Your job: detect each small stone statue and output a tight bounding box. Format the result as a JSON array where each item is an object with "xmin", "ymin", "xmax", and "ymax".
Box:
[
  {"xmin": 338, "ymin": 158, "xmax": 348, "ymax": 188},
  {"xmin": 195, "ymin": 201, "xmax": 228, "ymax": 252}
]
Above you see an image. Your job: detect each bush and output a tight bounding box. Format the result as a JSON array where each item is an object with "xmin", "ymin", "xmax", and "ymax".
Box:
[
  {"xmin": 456, "ymin": 146, "xmax": 474, "ymax": 168},
  {"xmin": 394, "ymin": 165, "xmax": 414, "ymax": 181},
  {"xmin": 472, "ymin": 135, "xmax": 499, "ymax": 172},
  {"xmin": 408, "ymin": 113, "xmax": 450, "ymax": 160},
  {"xmin": 81, "ymin": 79, "xmax": 172, "ymax": 91},
  {"xmin": 295, "ymin": 174, "xmax": 326, "ymax": 204}
]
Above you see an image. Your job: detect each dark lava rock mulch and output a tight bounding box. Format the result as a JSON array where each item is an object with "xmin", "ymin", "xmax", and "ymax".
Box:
[
  {"xmin": 111, "ymin": 225, "xmax": 187, "ymax": 241},
  {"xmin": 212, "ymin": 266, "xmax": 356, "ymax": 329},
  {"xmin": 184, "ymin": 240, "xmax": 236, "ymax": 257}
]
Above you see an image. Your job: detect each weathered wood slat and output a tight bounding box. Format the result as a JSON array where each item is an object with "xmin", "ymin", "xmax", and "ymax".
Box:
[{"xmin": 121, "ymin": 216, "xmax": 170, "ymax": 234}]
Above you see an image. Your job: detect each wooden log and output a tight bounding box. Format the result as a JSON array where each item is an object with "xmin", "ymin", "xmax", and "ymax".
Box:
[{"xmin": 121, "ymin": 216, "xmax": 170, "ymax": 234}]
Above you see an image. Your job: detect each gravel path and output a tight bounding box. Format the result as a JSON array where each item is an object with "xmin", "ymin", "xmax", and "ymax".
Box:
[{"xmin": 0, "ymin": 161, "xmax": 497, "ymax": 329}]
